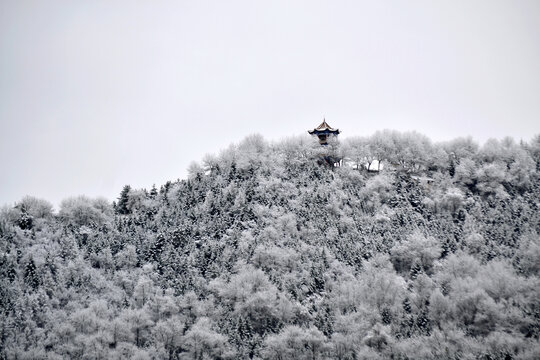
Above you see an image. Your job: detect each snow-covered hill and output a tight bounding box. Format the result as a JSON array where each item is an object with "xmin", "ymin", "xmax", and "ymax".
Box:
[{"xmin": 1, "ymin": 132, "xmax": 539, "ymax": 359}]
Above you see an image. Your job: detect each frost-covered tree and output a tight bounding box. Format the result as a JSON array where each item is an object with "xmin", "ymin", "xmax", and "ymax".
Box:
[
  {"xmin": 262, "ymin": 325, "xmax": 331, "ymax": 360},
  {"xmin": 59, "ymin": 195, "xmax": 112, "ymax": 227},
  {"xmin": 390, "ymin": 231, "xmax": 442, "ymax": 275}
]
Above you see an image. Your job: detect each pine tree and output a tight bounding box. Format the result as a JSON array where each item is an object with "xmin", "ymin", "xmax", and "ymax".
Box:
[
  {"xmin": 410, "ymin": 262, "xmax": 422, "ymax": 279},
  {"xmin": 116, "ymin": 185, "xmax": 131, "ymax": 215},
  {"xmin": 17, "ymin": 206, "xmax": 33, "ymax": 230},
  {"xmin": 6, "ymin": 261, "xmax": 17, "ymax": 282},
  {"xmin": 381, "ymin": 307, "xmax": 392, "ymax": 325},
  {"xmin": 449, "ymin": 157, "xmax": 456, "ymax": 177},
  {"xmin": 314, "ymin": 303, "xmax": 334, "ymax": 336},
  {"xmin": 415, "ymin": 307, "xmax": 432, "ymax": 336},
  {"xmin": 149, "ymin": 184, "xmax": 158, "ymax": 198},
  {"xmin": 24, "ymin": 258, "xmax": 40, "ymax": 290},
  {"xmin": 402, "ymin": 297, "xmax": 412, "ymax": 314},
  {"xmin": 310, "ymin": 265, "xmax": 325, "ymax": 294}
]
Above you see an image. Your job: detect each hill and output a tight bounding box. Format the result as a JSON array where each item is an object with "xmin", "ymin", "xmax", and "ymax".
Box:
[{"xmin": 1, "ymin": 132, "xmax": 539, "ymax": 359}]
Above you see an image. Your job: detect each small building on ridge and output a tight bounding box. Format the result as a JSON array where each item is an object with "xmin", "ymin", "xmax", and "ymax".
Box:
[{"xmin": 308, "ymin": 119, "xmax": 340, "ymax": 145}]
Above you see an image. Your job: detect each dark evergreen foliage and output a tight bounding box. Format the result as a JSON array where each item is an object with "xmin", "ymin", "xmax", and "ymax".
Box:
[{"xmin": 116, "ymin": 184, "xmax": 132, "ymax": 215}]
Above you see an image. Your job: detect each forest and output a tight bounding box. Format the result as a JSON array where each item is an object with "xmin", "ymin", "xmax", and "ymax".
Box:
[{"xmin": 0, "ymin": 130, "xmax": 539, "ymax": 359}]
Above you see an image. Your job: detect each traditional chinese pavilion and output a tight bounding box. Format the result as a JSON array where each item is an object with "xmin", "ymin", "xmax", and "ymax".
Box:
[{"xmin": 308, "ymin": 119, "xmax": 340, "ymax": 145}]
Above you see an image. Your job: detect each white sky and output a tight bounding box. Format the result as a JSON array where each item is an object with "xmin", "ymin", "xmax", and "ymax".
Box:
[{"xmin": 1, "ymin": 0, "xmax": 539, "ymax": 208}]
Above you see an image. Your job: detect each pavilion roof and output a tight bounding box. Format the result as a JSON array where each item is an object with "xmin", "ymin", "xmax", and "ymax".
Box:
[{"xmin": 308, "ymin": 119, "xmax": 340, "ymax": 134}]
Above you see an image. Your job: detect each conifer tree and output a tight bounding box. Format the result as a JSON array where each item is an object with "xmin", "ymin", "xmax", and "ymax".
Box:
[
  {"xmin": 149, "ymin": 184, "xmax": 158, "ymax": 198},
  {"xmin": 116, "ymin": 185, "xmax": 131, "ymax": 215},
  {"xmin": 24, "ymin": 258, "xmax": 40, "ymax": 290},
  {"xmin": 17, "ymin": 206, "xmax": 33, "ymax": 230}
]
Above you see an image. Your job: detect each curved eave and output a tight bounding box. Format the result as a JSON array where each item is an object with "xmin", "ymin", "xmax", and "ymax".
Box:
[{"xmin": 308, "ymin": 129, "xmax": 340, "ymax": 135}]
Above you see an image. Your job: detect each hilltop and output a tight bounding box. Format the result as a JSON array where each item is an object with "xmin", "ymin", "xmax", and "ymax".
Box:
[{"xmin": 1, "ymin": 132, "xmax": 539, "ymax": 359}]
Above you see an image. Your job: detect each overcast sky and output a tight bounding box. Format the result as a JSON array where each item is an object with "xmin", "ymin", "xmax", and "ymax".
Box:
[{"xmin": 1, "ymin": 0, "xmax": 539, "ymax": 208}]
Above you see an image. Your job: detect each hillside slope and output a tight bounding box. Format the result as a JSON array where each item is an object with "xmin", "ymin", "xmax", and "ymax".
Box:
[{"xmin": 1, "ymin": 133, "xmax": 539, "ymax": 359}]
